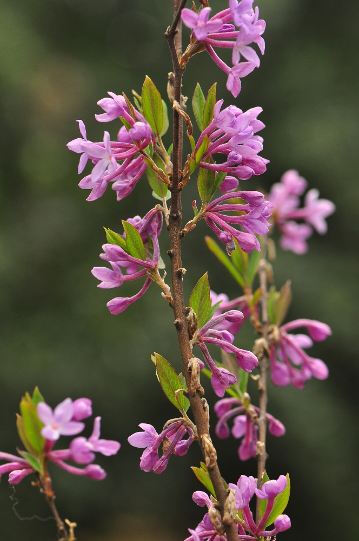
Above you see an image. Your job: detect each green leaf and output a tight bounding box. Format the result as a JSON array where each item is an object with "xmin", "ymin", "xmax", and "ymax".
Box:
[
  {"xmin": 246, "ymin": 249, "xmax": 261, "ymax": 286},
  {"xmin": 122, "ymin": 221, "xmax": 146, "ymax": 260},
  {"xmin": 203, "ymin": 83, "xmax": 217, "ymax": 129},
  {"xmin": 205, "ymin": 237, "xmax": 245, "ymax": 287},
  {"xmin": 265, "ymin": 474, "xmax": 291, "ymax": 526},
  {"xmin": 104, "ymin": 227, "xmax": 127, "ymax": 250},
  {"xmin": 192, "ymin": 83, "xmax": 206, "ymax": 131},
  {"xmin": 152, "ymin": 353, "xmax": 190, "ymax": 413},
  {"xmin": 160, "ymin": 100, "xmax": 169, "ymax": 137},
  {"xmin": 146, "ymin": 156, "xmax": 169, "ymax": 198},
  {"xmin": 32, "ymin": 387, "xmax": 44, "ymax": 406},
  {"xmin": 238, "ymin": 369, "xmax": 249, "ymax": 395},
  {"xmin": 267, "ymin": 287, "xmax": 280, "ymax": 325},
  {"xmin": 192, "ymin": 462, "xmax": 216, "ymax": 497},
  {"xmin": 232, "ymin": 241, "xmax": 248, "ymax": 277},
  {"xmin": 257, "ymin": 472, "xmax": 270, "ymax": 518},
  {"xmin": 19, "ymin": 451, "xmax": 43, "ymax": 474},
  {"xmin": 141, "ymin": 76, "xmax": 164, "ymax": 136},
  {"xmin": 19, "ymin": 394, "xmax": 45, "ymax": 455},
  {"xmin": 189, "ymin": 273, "xmax": 213, "ymax": 328},
  {"xmin": 197, "ymin": 167, "xmax": 216, "ymax": 203},
  {"xmin": 276, "ymin": 281, "xmax": 292, "ymax": 326}
]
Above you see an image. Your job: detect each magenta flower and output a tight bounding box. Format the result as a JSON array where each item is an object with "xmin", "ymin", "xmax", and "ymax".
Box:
[
  {"xmin": 182, "ymin": 2, "xmax": 265, "ymax": 97},
  {"xmin": 269, "ymin": 169, "xmax": 335, "ymax": 254},
  {"xmin": 187, "ymin": 472, "xmax": 291, "ymax": 539},
  {"xmin": 67, "ymin": 92, "xmax": 154, "ymax": 203},
  {"xmin": 128, "ymin": 420, "xmax": 195, "ymax": 474},
  {"xmin": 214, "ymin": 397, "xmax": 285, "ymax": 460},
  {"xmin": 70, "ymin": 417, "xmax": 120, "ymax": 464},
  {"xmin": 193, "ymin": 305, "xmax": 258, "ymax": 396},
  {"xmin": 197, "ymin": 101, "xmax": 268, "ymax": 184},
  {"xmin": 37, "ymin": 399, "xmax": 85, "ymax": 441},
  {"xmin": 269, "ymin": 318, "xmax": 331, "ymax": 388},
  {"xmin": 0, "ymin": 397, "xmax": 120, "ymax": 485},
  {"xmin": 203, "ymin": 190, "xmax": 272, "ymax": 253},
  {"xmin": 92, "ymin": 207, "xmax": 163, "ymax": 315}
]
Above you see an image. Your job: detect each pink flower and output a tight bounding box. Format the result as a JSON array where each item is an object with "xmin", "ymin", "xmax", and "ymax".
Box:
[{"xmin": 37, "ymin": 399, "xmax": 85, "ymax": 441}]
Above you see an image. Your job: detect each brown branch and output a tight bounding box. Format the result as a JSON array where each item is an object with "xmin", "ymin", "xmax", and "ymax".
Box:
[
  {"xmin": 40, "ymin": 472, "xmax": 69, "ymax": 540},
  {"xmin": 256, "ymin": 251, "xmax": 269, "ymax": 521},
  {"xmin": 166, "ymin": 2, "xmax": 239, "ymax": 539}
]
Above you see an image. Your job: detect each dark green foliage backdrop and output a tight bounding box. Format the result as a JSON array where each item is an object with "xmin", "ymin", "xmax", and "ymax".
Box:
[{"xmin": 0, "ymin": 0, "xmax": 358, "ymax": 539}]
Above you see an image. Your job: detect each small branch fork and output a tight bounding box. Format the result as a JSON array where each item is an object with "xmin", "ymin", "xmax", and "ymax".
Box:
[{"xmin": 165, "ymin": 2, "xmax": 239, "ymax": 540}]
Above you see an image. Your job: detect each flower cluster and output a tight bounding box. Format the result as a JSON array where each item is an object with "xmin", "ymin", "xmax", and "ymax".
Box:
[
  {"xmin": 0, "ymin": 398, "xmax": 120, "ymax": 484},
  {"xmin": 186, "ymin": 474, "xmax": 291, "ymax": 540},
  {"xmin": 128, "ymin": 420, "xmax": 195, "ymax": 474},
  {"xmin": 193, "ymin": 308, "xmax": 258, "ymax": 397},
  {"xmin": 215, "ymin": 397, "xmax": 285, "ymax": 461},
  {"xmin": 92, "ymin": 207, "xmax": 163, "ymax": 315},
  {"xmin": 182, "ymin": 1, "xmax": 265, "ymax": 97},
  {"xmin": 269, "ymin": 170, "xmax": 335, "ymax": 254},
  {"xmin": 67, "ymin": 93, "xmax": 154, "ymax": 202},
  {"xmin": 269, "ymin": 318, "xmax": 331, "ymax": 388},
  {"xmin": 197, "ymin": 101, "xmax": 269, "ymax": 183},
  {"xmin": 203, "ymin": 190, "xmax": 272, "ymax": 253}
]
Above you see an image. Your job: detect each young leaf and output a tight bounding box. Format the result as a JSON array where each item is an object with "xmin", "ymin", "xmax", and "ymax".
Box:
[
  {"xmin": 141, "ymin": 76, "xmax": 164, "ymax": 135},
  {"xmin": 257, "ymin": 471, "xmax": 270, "ymax": 518},
  {"xmin": 276, "ymin": 281, "xmax": 292, "ymax": 326},
  {"xmin": 197, "ymin": 166, "xmax": 216, "ymax": 203},
  {"xmin": 192, "ymin": 83, "xmax": 206, "ymax": 131},
  {"xmin": 32, "ymin": 387, "xmax": 45, "ymax": 406},
  {"xmin": 191, "ymin": 462, "xmax": 216, "ymax": 497},
  {"xmin": 246, "ymin": 249, "xmax": 261, "ymax": 286},
  {"xmin": 238, "ymin": 369, "xmax": 249, "ymax": 396},
  {"xmin": 160, "ymin": 100, "xmax": 169, "ymax": 137},
  {"xmin": 104, "ymin": 228, "xmax": 127, "ymax": 250},
  {"xmin": 265, "ymin": 474, "xmax": 291, "ymax": 526},
  {"xmin": 152, "ymin": 353, "xmax": 190, "ymax": 413},
  {"xmin": 205, "ymin": 236, "xmax": 245, "ymax": 287},
  {"xmin": 232, "ymin": 241, "xmax": 248, "ymax": 277},
  {"xmin": 19, "ymin": 451, "xmax": 43, "ymax": 474},
  {"xmin": 189, "ymin": 273, "xmax": 213, "ymax": 328},
  {"xmin": 267, "ymin": 287, "xmax": 280, "ymax": 325},
  {"xmin": 203, "ymin": 83, "xmax": 217, "ymax": 129},
  {"xmin": 122, "ymin": 221, "xmax": 146, "ymax": 260},
  {"xmin": 146, "ymin": 156, "xmax": 169, "ymax": 198},
  {"xmin": 19, "ymin": 394, "xmax": 45, "ymax": 455}
]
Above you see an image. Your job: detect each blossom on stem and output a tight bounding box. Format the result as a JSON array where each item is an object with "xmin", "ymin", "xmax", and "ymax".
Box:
[
  {"xmin": 269, "ymin": 170, "xmax": 335, "ymax": 254},
  {"xmin": 0, "ymin": 397, "xmax": 120, "ymax": 485},
  {"xmin": 203, "ymin": 190, "xmax": 272, "ymax": 253},
  {"xmin": 92, "ymin": 207, "xmax": 163, "ymax": 315},
  {"xmin": 197, "ymin": 101, "xmax": 269, "ymax": 185},
  {"xmin": 182, "ymin": 2, "xmax": 265, "ymax": 97},
  {"xmin": 269, "ymin": 318, "xmax": 331, "ymax": 388},
  {"xmin": 193, "ymin": 304, "xmax": 258, "ymax": 396},
  {"xmin": 67, "ymin": 92, "xmax": 154, "ymax": 202},
  {"xmin": 214, "ymin": 397, "xmax": 285, "ymax": 460},
  {"xmin": 186, "ymin": 473, "xmax": 291, "ymax": 539},
  {"xmin": 128, "ymin": 420, "xmax": 195, "ymax": 474}
]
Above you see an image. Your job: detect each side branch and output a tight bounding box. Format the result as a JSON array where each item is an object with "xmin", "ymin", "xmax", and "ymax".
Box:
[{"xmin": 166, "ymin": 2, "xmax": 238, "ymax": 540}]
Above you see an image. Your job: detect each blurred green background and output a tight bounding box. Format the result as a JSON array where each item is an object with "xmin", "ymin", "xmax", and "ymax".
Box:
[{"xmin": 0, "ymin": 0, "xmax": 358, "ymax": 539}]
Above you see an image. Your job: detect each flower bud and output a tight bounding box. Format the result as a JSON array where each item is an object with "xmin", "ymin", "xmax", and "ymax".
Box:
[
  {"xmin": 274, "ymin": 514, "xmax": 291, "ymax": 532},
  {"xmin": 72, "ymin": 398, "xmax": 92, "ymax": 421}
]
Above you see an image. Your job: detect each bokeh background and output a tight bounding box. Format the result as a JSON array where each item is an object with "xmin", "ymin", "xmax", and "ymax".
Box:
[{"xmin": 0, "ymin": 0, "xmax": 358, "ymax": 539}]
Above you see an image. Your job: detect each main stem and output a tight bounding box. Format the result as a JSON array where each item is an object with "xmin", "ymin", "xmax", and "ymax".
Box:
[
  {"xmin": 166, "ymin": 2, "xmax": 238, "ymax": 540},
  {"xmin": 40, "ymin": 472, "xmax": 69, "ymax": 540},
  {"xmin": 256, "ymin": 252, "xmax": 269, "ymax": 520}
]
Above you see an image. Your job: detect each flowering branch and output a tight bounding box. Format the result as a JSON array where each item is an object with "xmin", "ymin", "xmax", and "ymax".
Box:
[{"xmin": 166, "ymin": 2, "xmax": 239, "ymax": 540}]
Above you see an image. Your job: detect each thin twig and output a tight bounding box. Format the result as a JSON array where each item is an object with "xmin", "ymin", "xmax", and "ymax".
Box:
[
  {"xmin": 166, "ymin": 2, "xmax": 239, "ymax": 539},
  {"xmin": 40, "ymin": 472, "xmax": 69, "ymax": 540}
]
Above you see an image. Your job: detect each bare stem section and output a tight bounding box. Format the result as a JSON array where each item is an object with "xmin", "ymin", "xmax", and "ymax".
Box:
[
  {"xmin": 165, "ymin": 2, "xmax": 239, "ymax": 539},
  {"xmin": 40, "ymin": 472, "xmax": 69, "ymax": 540},
  {"xmin": 256, "ymin": 252, "xmax": 269, "ymax": 520}
]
